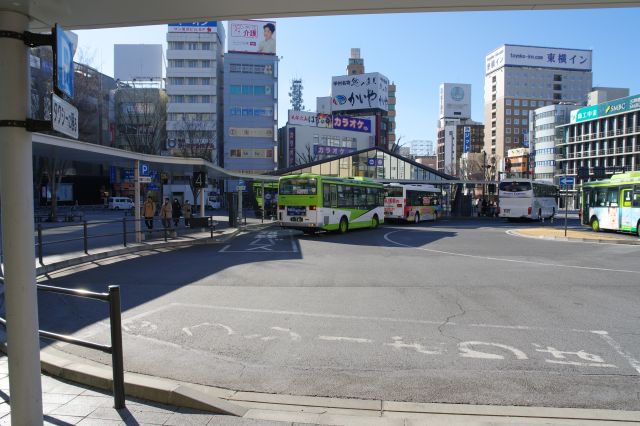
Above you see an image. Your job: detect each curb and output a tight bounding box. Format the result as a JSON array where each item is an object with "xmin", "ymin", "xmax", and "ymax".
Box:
[
  {"xmin": 508, "ymin": 230, "xmax": 640, "ymax": 245},
  {"xmin": 8, "ymin": 344, "xmax": 640, "ymax": 424}
]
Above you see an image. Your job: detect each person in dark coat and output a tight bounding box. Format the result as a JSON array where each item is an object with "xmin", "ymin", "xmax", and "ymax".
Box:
[{"xmin": 172, "ymin": 198, "xmax": 181, "ymax": 226}]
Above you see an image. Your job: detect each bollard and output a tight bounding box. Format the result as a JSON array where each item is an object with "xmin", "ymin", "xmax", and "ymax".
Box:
[
  {"xmin": 83, "ymin": 220, "xmax": 88, "ymax": 254},
  {"xmin": 37, "ymin": 223, "xmax": 43, "ymax": 265},
  {"xmin": 122, "ymin": 218, "xmax": 127, "ymax": 247},
  {"xmin": 108, "ymin": 286, "xmax": 125, "ymax": 409}
]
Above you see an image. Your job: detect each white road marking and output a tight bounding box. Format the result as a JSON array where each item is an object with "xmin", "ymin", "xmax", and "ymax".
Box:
[
  {"xmin": 169, "ymin": 302, "xmax": 593, "ymax": 334},
  {"xmin": 593, "ymin": 330, "xmax": 640, "ymax": 374},
  {"xmin": 545, "ymin": 360, "xmax": 617, "ymax": 368},
  {"xmin": 271, "ymin": 326, "xmax": 301, "ymax": 341},
  {"xmin": 506, "ymin": 229, "xmax": 640, "ymax": 247},
  {"xmin": 383, "ymin": 230, "xmax": 640, "ymax": 275},
  {"xmin": 459, "ymin": 341, "xmax": 528, "ymax": 360},
  {"xmin": 318, "ymin": 336, "xmax": 373, "ymax": 343},
  {"xmin": 291, "ymin": 238, "xmax": 298, "ymax": 253},
  {"xmin": 182, "ymin": 322, "xmax": 235, "ymax": 337},
  {"xmin": 219, "ymin": 245, "xmax": 230, "ymax": 252},
  {"xmin": 385, "ymin": 336, "xmax": 442, "ymax": 355}
]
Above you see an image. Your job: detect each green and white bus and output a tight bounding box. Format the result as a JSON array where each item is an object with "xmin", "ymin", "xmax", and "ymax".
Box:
[
  {"xmin": 581, "ymin": 171, "xmax": 640, "ymax": 236},
  {"xmin": 278, "ymin": 174, "xmax": 385, "ymax": 233}
]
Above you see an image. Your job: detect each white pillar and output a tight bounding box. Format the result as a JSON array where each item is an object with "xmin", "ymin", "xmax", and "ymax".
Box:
[
  {"xmin": 134, "ymin": 160, "xmax": 141, "ymax": 242},
  {"xmin": 200, "ymin": 188, "xmax": 205, "ymax": 217},
  {"xmin": 0, "ymin": 10, "xmax": 44, "ymax": 424}
]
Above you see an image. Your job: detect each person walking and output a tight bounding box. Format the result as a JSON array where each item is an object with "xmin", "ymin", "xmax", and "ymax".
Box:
[
  {"xmin": 143, "ymin": 196, "xmax": 156, "ymax": 230},
  {"xmin": 160, "ymin": 198, "xmax": 172, "ymax": 228},
  {"xmin": 183, "ymin": 200, "xmax": 192, "ymax": 227},
  {"xmin": 172, "ymin": 198, "xmax": 181, "ymax": 227}
]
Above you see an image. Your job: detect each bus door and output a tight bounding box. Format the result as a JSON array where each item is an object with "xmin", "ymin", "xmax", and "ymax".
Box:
[
  {"xmin": 330, "ymin": 185, "xmax": 338, "ymax": 208},
  {"xmin": 582, "ymin": 188, "xmax": 591, "ymax": 225},
  {"xmin": 620, "ymin": 187, "xmax": 634, "ymax": 230}
]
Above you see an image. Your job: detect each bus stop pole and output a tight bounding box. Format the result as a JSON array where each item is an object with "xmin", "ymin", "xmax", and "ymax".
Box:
[
  {"xmin": 261, "ymin": 182, "xmax": 265, "ymax": 223},
  {"xmin": 0, "ymin": 10, "xmax": 44, "ymax": 423}
]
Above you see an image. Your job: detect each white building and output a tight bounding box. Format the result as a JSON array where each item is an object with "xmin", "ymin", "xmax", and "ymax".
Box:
[
  {"xmin": 165, "ymin": 21, "xmax": 225, "ymax": 162},
  {"xmin": 409, "ymin": 140, "xmax": 434, "ymax": 156}
]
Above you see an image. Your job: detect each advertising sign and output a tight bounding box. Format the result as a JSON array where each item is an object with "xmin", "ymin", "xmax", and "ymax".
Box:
[
  {"xmin": 288, "ymin": 110, "xmax": 331, "ymax": 128},
  {"xmin": 332, "ymin": 115, "xmax": 372, "ymax": 133},
  {"xmin": 54, "ymin": 25, "xmax": 77, "ymax": 98},
  {"xmin": 507, "ymin": 148, "xmax": 528, "ymax": 157},
  {"xmin": 572, "ymin": 93, "xmax": 640, "ymax": 123},
  {"xmin": 367, "ymin": 158, "xmax": 384, "ymax": 167},
  {"xmin": 228, "ymin": 20, "xmax": 276, "ymax": 55},
  {"xmin": 314, "ymin": 146, "xmax": 357, "ymax": 156},
  {"xmin": 168, "ymin": 21, "xmax": 217, "ymax": 33},
  {"xmin": 486, "ymin": 44, "xmax": 592, "ymax": 75},
  {"xmin": 114, "ymin": 44, "xmax": 163, "ymax": 81},
  {"xmin": 331, "ymin": 72, "xmax": 389, "ymax": 112},
  {"xmin": 288, "ymin": 127, "xmax": 296, "ymax": 166},
  {"xmin": 440, "ymin": 83, "xmax": 471, "ymax": 119},
  {"xmin": 463, "ymin": 126, "xmax": 471, "ymax": 153},
  {"xmin": 229, "ymin": 127, "xmax": 273, "ymax": 138}
]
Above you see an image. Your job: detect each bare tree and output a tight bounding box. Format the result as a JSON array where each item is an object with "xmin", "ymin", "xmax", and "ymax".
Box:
[
  {"xmin": 296, "ymin": 144, "xmax": 316, "ymax": 165},
  {"xmin": 115, "ymin": 87, "xmax": 167, "ymax": 155}
]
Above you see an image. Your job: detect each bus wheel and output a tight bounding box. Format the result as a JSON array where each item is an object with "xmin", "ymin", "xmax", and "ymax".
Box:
[
  {"xmin": 415, "ymin": 213, "xmax": 420, "ymax": 224},
  {"xmin": 636, "ymin": 220, "xmax": 640, "ymax": 238},
  {"xmin": 371, "ymin": 215, "xmax": 379, "ymax": 229},
  {"xmin": 339, "ymin": 217, "xmax": 349, "ymax": 234},
  {"xmin": 591, "ymin": 216, "xmax": 600, "ymax": 232}
]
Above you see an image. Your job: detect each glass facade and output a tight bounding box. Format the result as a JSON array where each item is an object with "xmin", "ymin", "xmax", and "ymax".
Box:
[{"xmin": 280, "ymin": 148, "xmax": 448, "ymax": 182}]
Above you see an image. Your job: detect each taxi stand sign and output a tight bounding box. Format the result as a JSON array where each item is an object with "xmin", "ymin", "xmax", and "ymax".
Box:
[{"xmin": 51, "ymin": 93, "xmax": 78, "ymax": 139}]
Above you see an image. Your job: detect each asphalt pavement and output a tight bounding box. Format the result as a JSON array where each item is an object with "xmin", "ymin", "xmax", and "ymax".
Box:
[{"xmin": 30, "ymin": 217, "xmax": 640, "ymax": 413}]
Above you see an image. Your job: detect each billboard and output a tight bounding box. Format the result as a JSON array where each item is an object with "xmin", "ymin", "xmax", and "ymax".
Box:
[
  {"xmin": 572, "ymin": 93, "xmax": 640, "ymax": 123},
  {"xmin": 168, "ymin": 21, "xmax": 217, "ymax": 33},
  {"xmin": 228, "ymin": 20, "xmax": 276, "ymax": 55},
  {"xmin": 440, "ymin": 83, "xmax": 471, "ymax": 119},
  {"xmin": 114, "ymin": 45, "xmax": 163, "ymax": 81},
  {"xmin": 486, "ymin": 44, "xmax": 592, "ymax": 75},
  {"xmin": 331, "ymin": 115, "xmax": 372, "ymax": 133},
  {"xmin": 331, "ymin": 72, "xmax": 389, "ymax": 112},
  {"xmin": 463, "ymin": 126, "xmax": 471, "ymax": 153},
  {"xmin": 288, "ymin": 110, "xmax": 331, "ymax": 128}
]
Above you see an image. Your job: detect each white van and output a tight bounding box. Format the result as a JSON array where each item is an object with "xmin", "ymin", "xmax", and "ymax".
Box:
[{"xmin": 108, "ymin": 197, "xmax": 134, "ymax": 210}]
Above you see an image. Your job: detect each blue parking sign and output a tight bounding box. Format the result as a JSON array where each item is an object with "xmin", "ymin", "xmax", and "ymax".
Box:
[{"xmin": 55, "ymin": 25, "xmax": 76, "ymax": 98}]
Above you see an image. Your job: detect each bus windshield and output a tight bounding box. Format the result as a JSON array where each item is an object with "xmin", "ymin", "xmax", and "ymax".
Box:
[
  {"xmin": 279, "ymin": 178, "xmax": 318, "ymax": 195},
  {"xmin": 385, "ymin": 187, "xmax": 404, "ymax": 198},
  {"xmin": 499, "ymin": 181, "xmax": 532, "ymax": 192}
]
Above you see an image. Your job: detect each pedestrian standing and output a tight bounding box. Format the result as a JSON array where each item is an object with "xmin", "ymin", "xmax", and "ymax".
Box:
[
  {"xmin": 143, "ymin": 196, "xmax": 156, "ymax": 230},
  {"xmin": 160, "ymin": 198, "xmax": 172, "ymax": 228},
  {"xmin": 481, "ymin": 199, "xmax": 488, "ymax": 217},
  {"xmin": 172, "ymin": 198, "xmax": 181, "ymax": 227},
  {"xmin": 183, "ymin": 200, "xmax": 192, "ymax": 227}
]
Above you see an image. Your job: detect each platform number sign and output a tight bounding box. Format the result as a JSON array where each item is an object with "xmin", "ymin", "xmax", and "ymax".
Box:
[{"xmin": 193, "ymin": 172, "xmax": 206, "ymax": 189}]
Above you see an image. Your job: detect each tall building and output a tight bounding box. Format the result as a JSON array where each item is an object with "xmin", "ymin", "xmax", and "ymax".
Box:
[
  {"xmin": 347, "ymin": 48, "xmax": 364, "ymax": 75},
  {"xmin": 588, "ymin": 87, "xmax": 629, "ymax": 106},
  {"xmin": 439, "ymin": 83, "xmax": 471, "ymax": 120},
  {"xmin": 556, "ymin": 93, "xmax": 640, "ymax": 207},
  {"xmin": 388, "ymin": 83, "xmax": 397, "ymax": 147},
  {"xmin": 223, "ymin": 52, "xmax": 278, "ymax": 175},
  {"xmin": 484, "ymin": 44, "xmax": 592, "ymax": 169},
  {"xmin": 165, "ymin": 21, "xmax": 225, "ymax": 162},
  {"xmin": 529, "ymin": 104, "xmax": 578, "ymax": 182}
]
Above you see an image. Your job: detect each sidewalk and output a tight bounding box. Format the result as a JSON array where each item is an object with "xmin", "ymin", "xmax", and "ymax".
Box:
[
  {"xmin": 511, "ymin": 226, "xmax": 640, "ymax": 245},
  {"xmin": 0, "ymin": 354, "xmax": 295, "ymax": 425}
]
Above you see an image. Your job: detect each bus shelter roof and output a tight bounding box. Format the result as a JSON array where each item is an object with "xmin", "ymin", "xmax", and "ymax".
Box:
[{"xmin": 32, "ymin": 132, "xmax": 278, "ymax": 182}]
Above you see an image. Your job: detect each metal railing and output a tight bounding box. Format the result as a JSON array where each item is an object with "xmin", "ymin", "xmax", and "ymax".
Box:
[
  {"xmin": 33, "ymin": 216, "xmax": 218, "ymax": 266},
  {"xmin": 0, "ymin": 284, "xmax": 125, "ymax": 409}
]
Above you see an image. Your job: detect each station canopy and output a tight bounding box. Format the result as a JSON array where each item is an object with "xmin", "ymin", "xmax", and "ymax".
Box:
[{"xmin": 275, "ymin": 146, "xmax": 453, "ymax": 183}]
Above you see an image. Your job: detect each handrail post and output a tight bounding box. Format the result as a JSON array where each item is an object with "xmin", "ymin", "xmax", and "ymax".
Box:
[
  {"xmin": 108, "ymin": 285, "xmax": 125, "ymax": 409},
  {"xmin": 83, "ymin": 220, "xmax": 88, "ymax": 254},
  {"xmin": 37, "ymin": 223, "xmax": 44, "ymax": 265},
  {"xmin": 122, "ymin": 217, "xmax": 127, "ymax": 247},
  {"xmin": 210, "ymin": 216, "xmax": 213, "ymax": 238}
]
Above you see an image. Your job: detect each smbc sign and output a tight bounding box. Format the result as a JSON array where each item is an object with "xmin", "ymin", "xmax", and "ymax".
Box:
[{"xmin": 574, "ymin": 94, "xmax": 640, "ymax": 123}]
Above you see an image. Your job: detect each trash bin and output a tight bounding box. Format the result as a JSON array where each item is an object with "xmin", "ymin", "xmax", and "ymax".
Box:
[
  {"xmin": 190, "ymin": 216, "xmax": 210, "ymax": 228},
  {"xmin": 227, "ymin": 193, "xmax": 238, "ymax": 227}
]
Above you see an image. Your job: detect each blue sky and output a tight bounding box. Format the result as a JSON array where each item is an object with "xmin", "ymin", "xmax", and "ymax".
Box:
[{"xmin": 76, "ymin": 8, "xmax": 640, "ymax": 145}]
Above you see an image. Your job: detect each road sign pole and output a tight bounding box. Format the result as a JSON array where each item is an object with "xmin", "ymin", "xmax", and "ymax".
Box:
[
  {"xmin": 134, "ymin": 160, "xmax": 141, "ymax": 242},
  {"xmin": 564, "ymin": 175, "xmax": 569, "ymax": 237}
]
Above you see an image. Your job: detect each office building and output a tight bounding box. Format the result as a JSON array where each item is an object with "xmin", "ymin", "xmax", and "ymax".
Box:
[
  {"xmin": 166, "ymin": 21, "xmax": 225, "ymax": 162},
  {"xmin": 529, "ymin": 104, "xmax": 578, "ymax": 182},
  {"xmin": 484, "ymin": 44, "xmax": 592, "ymax": 167},
  {"xmin": 556, "ymin": 93, "xmax": 640, "ymax": 207},
  {"xmin": 588, "ymin": 87, "xmax": 630, "ymax": 106},
  {"xmin": 437, "ymin": 120, "xmax": 484, "ymax": 176}
]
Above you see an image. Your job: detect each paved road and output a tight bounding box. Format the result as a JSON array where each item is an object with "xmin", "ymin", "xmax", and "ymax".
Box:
[{"xmin": 35, "ymin": 218, "xmax": 640, "ymax": 410}]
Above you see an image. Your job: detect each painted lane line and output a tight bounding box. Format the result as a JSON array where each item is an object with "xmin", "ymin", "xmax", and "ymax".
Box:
[
  {"xmin": 593, "ymin": 330, "xmax": 640, "ymax": 375},
  {"xmin": 383, "ymin": 230, "xmax": 640, "ymax": 275},
  {"xmin": 545, "ymin": 360, "xmax": 617, "ymax": 368},
  {"xmin": 318, "ymin": 336, "xmax": 373, "ymax": 343},
  {"xmin": 219, "ymin": 244, "xmax": 230, "ymax": 252},
  {"xmin": 271, "ymin": 326, "xmax": 301, "ymax": 341},
  {"xmin": 168, "ymin": 302, "xmax": 593, "ymax": 334}
]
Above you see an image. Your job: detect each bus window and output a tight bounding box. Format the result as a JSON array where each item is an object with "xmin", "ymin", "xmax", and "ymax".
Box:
[
  {"xmin": 499, "ymin": 181, "xmax": 531, "ymax": 192},
  {"xmin": 607, "ymin": 188, "xmax": 619, "ymax": 207},
  {"xmin": 596, "ymin": 189, "xmax": 608, "ymax": 207},
  {"xmin": 366, "ymin": 187, "xmax": 376, "ymax": 208},
  {"xmin": 323, "ymin": 184, "xmax": 331, "ymax": 207},
  {"xmin": 330, "ymin": 185, "xmax": 338, "ymax": 208},
  {"xmin": 634, "ymin": 186, "xmax": 640, "ymax": 207}
]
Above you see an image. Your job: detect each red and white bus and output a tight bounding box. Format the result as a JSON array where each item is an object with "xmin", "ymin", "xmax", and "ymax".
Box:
[{"xmin": 384, "ymin": 183, "xmax": 443, "ymax": 223}]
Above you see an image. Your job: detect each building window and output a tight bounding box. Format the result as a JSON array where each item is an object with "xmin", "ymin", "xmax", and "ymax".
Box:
[
  {"xmin": 514, "ymin": 100, "xmax": 520, "ymax": 106},
  {"xmin": 230, "ymin": 64, "xmax": 242, "ymax": 73},
  {"xmin": 514, "ymin": 119, "xmax": 519, "ymax": 125},
  {"xmin": 506, "ymin": 109, "xmax": 511, "ymax": 115},
  {"xmin": 506, "ymin": 128, "xmax": 512, "ymax": 134},
  {"xmin": 505, "ymin": 99, "xmax": 512, "ymax": 106},
  {"xmin": 514, "ymin": 109, "xmax": 520, "ymax": 116},
  {"xmin": 230, "ymin": 85, "xmax": 241, "ymax": 95},
  {"xmin": 522, "ymin": 119, "xmax": 528, "ymax": 125},
  {"xmin": 522, "ymin": 100, "xmax": 528, "ymax": 106},
  {"xmin": 506, "ymin": 118, "xmax": 511, "ymax": 125},
  {"xmin": 188, "ymin": 60, "xmax": 198, "ymax": 68}
]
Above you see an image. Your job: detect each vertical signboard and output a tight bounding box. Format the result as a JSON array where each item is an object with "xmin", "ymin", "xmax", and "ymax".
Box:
[
  {"xmin": 54, "ymin": 25, "xmax": 77, "ymax": 98},
  {"xmin": 463, "ymin": 126, "xmax": 471, "ymax": 153},
  {"xmin": 288, "ymin": 127, "xmax": 296, "ymax": 166}
]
